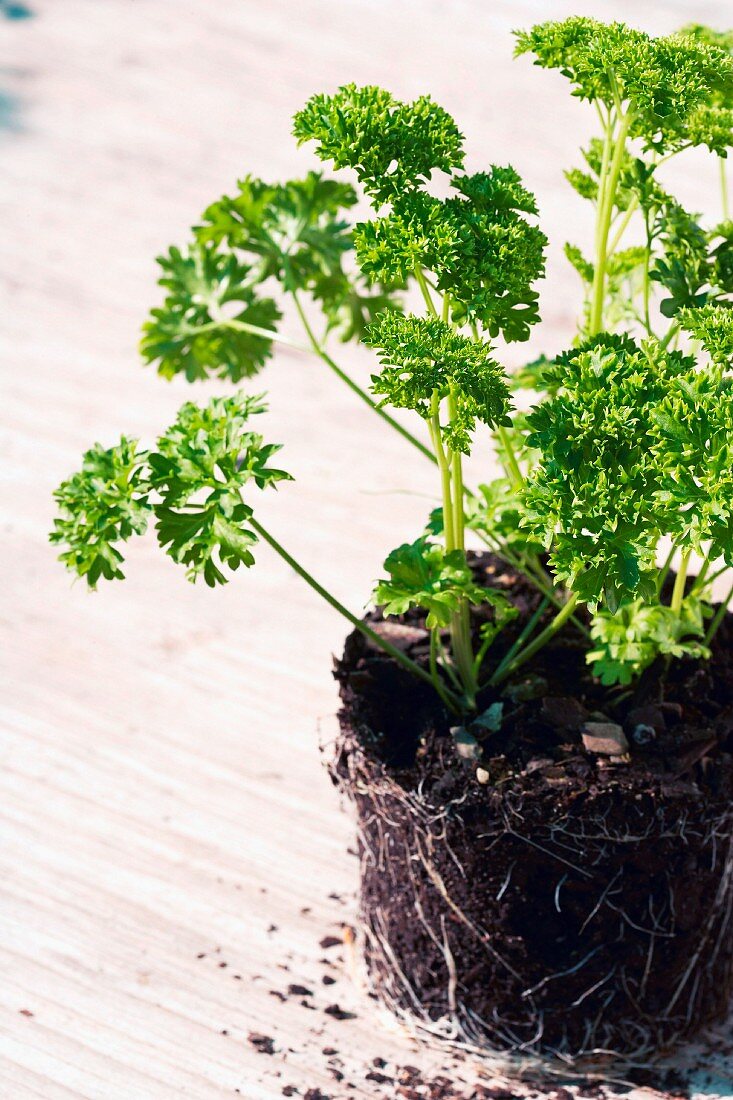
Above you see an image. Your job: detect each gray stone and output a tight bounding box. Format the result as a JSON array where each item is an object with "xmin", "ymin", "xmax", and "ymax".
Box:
[{"xmin": 582, "ymin": 721, "xmax": 629, "ymax": 756}]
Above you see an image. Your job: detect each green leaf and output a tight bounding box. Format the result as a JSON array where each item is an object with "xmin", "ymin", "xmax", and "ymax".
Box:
[
  {"xmin": 680, "ymin": 302, "xmax": 733, "ymax": 362},
  {"xmin": 293, "ymin": 85, "xmax": 465, "ymax": 204},
  {"xmin": 141, "ymin": 244, "xmax": 281, "ymax": 382},
  {"xmin": 373, "ymin": 537, "xmax": 497, "ymax": 629},
  {"xmin": 197, "ymin": 172, "xmax": 356, "ymax": 290},
  {"xmin": 588, "ymin": 595, "xmax": 710, "ymax": 685},
  {"xmin": 524, "ymin": 334, "xmax": 733, "ymax": 607},
  {"xmin": 50, "ymin": 438, "xmax": 150, "ymax": 588},
  {"xmin": 473, "ymin": 701, "xmax": 504, "ymax": 734},
  {"xmin": 355, "ymin": 168, "xmax": 547, "ymax": 342},
  {"xmin": 515, "ymin": 17, "xmax": 733, "ymax": 155},
  {"xmin": 366, "ymin": 314, "xmax": 511, "ymax": 454},
  {"xmin": 51, "ymin": 393, "xmax": 293, "ymax": 589}
]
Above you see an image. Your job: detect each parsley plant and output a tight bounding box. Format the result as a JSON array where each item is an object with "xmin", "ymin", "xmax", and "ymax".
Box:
[{"xmin": 53, "ymin": 19, "xmax": 733, "ymax": 719}]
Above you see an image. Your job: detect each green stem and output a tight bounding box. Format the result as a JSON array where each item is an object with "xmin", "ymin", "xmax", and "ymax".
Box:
[
  {"xmin": 430, "ymin": 390, "xmax": 476, "ymax": 704},
  {"xmin": 692, "ymin": 550, "xmax": 712, "ymax": 592},
  {"xmin": 705, "ymin": 577, "xmax": 733, "ymax": 646},
  {"xmin": 642, "ymin": 216, "xmax": 653, "ymax": 336},
  {"xmin": 699, "ymin": 563, "xmax": 730, "ymax": 591},
  {"xmin": 659, "ymin": 319, "xmax": 680, "ymax": 352},
  {"xmin": 415, "ymin": 266, "xmax": 439, "ymax": 319},
  {"xmin": 429, "ymin": 629, "xmax": 460, "ymax": 712},
  {"xmin": 487, "ymin": 597, "xmax": 550, "ymax": 687},
  {"xmin": 657, "ymin": 541, "xmax": 677, "ymax": 595},
  {"xmin": 190, "ymin": 317, "xmax": 309, "ymax": 353},
  {"xmin": 497, "ymin": 424, "xmax": 524, "ymax": 491},
  {"xmin": 447, "ymin": 390, "xmax": 465, "ymax": 552},
  {"xmin": 589, "ymin": 111, "xmax": 633, "ymax": 336},
  {"xmin": 469, "ymin": 528, "xmax": 589, "ymax": 637},
  {"xmin": 491, "ymin": 592, "xmax": 579, "ymax": 687},
  {"xmin": 430, "ymin": 394, "xmax": 455, "ymax": 552},
  {"xmin": 607, "ymin": 196, "xmax": 638, "ymax": 256},
  {"xmin": 249, "ymin": 516, "xmax": 457, "ymax": 701},
  {"xmin": 670, "ymin": 549, "xmax": 691, "ymax": 615},
  {"xmin": 290, "ymin": 291, "xmax": 436, "ymax": 464}
]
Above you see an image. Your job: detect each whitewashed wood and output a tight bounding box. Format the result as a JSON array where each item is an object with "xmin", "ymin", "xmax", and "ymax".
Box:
[{"xmin": 1, "ymin": 1, "xmax": 731, "ymax": 1097}]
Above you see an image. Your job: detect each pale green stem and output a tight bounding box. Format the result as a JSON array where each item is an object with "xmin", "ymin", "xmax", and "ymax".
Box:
[
  {"xmin": 589, "ymin": 112, "xmax": 633, "ymax": 336},
  {"xmin": 430, "ymin": 393, "xmax": 455, "ymax": 552},
  {"xmin": 290, "ymin": 290, "xmax": 436, "ymax": 463},
  {"xmin": 607, "ymin": 196, "xmax": 638, "ymax": 256},
  {"xmin": 487, "ymin": 597, "xmax": 550, "ymax": 687},
  {"xmin": 657, "ymin": 541, "xmax": 678, "ymax": 595},
  {"xmin": 415, "ymin": 266, "xmax": 439, "ymax": 319},
  {"xmin": 659, "ymin": 319, "xmax": 681, "ymax": 352},
  {"xmin": 699, "ymin": 563, "xmax": 730, "ymax": 591},
  {"xmin": 189, "ymin": 316, "xmax": 309, "ymax": 353},
  {"xmin": 692, "ymin": 549, "xmax": 712, "ymax": 592},
  {"xmin": 670, "ymin": 549, "xmax": 691, "ymax": 615},
  {"xmin": 429, "ymin": 628, "xmax": 460, "ymax": 713},
  {"xmin": 430, "ymin": 390, "xmax": 476, "ymax": 704},
  {"xmin": 490, "ymin": 593, "xmax": 580, "ymax": 687},
  {"xmin": 497, "ymin": 424, "xmax": 524, "ymax": 491},
  {"xmin": 705, "ymin": 577, "xmax": 733, "ymax": 646}
]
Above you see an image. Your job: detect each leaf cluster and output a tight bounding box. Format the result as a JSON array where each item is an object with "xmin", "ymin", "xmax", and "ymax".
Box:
[
  {"xmin": 588, "ymin": 596, "xmax": 710, "ymax": 685},
  {"xmin": 524, "ymin": 335, "xmax": 733, "ymax": 609},
  {"xmin": 514, "ymin": 17, "xmax": 733, "ymax": 154},
  {"xmin": 373, "ymin": 537, "xmax": 504, "ymax": 629},
  {"xmin": 365, "ymin": 314, "xmax": 511, "ymax": 453},
  {"xmin": 293, "ymin": 85, "xmax": 465, "ymax": 204},
  {"xmin": 355, "ymin": 168, "xmax": 547, "ymax": 342},
  {"xmin": 141, "ymin": 244, "xmax": 281, "ymax": 382},
  {"xmin": 51, "ymin": 393, "xmax": 291, "ymax": 589},
  {"xmin": 51, "ymin": 438, "xmax": 150, "ymax": 587},
  {"xmin": 680, "ymin": 302, "xmax": 733, "ymax": 362}
]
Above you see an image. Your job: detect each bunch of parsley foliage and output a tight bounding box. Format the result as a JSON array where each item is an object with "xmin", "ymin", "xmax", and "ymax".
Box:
[{"xmin": 52, "ymin": 18, "xmax": 733, "ymax": 722}]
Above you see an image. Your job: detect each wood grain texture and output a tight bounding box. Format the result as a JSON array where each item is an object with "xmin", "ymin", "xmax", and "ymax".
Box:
[{"xmin": 1, "ymin": 1, "xmax": 731, "ymax": 1097}]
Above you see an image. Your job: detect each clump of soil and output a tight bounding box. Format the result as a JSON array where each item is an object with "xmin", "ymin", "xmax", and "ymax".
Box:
[{"xmin": 332, "ymin": 553, "xmax": 733, "ymax": 1059}]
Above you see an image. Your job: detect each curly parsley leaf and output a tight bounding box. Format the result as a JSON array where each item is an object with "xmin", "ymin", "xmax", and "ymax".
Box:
[
  {"xmin": 679, "ymin": 302, "xmax": 733, "ymax": 362},
  {"xmin": 293, "ymin": 85, "xmax": 465, "ymax": 204},
  {"xmin": 355, "ymin": 168, "xmax": 546, "ymax": 342},
  {"xmin": 51, "ymin": 438, "xmax": 151, "ymax": 587},
  {"xmin": 141, "ymin": 244, "xmax": 281, "ymax": 382},
  {"xmin": 51, "ymin": 393, "xmax": 293, "ymax": 589},
  {"xmin": 515, "ymin": 17, "xmax": 733, "ymax": 154},
  {"xmin": 197, "ymin": 171, "xmax": 356, "ymax": 289},
  {"xmin": 365, "ymin": 314, "xmax": 511, "ymax": 453},
  {"xmin": 525, "ymin": 336, "xmax": 733, "ymax": 609}
]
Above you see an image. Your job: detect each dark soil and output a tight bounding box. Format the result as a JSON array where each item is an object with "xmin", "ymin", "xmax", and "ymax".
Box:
[{"xmin": 332, "ymin": 553, "xmax": 733, "ymax": 1059}]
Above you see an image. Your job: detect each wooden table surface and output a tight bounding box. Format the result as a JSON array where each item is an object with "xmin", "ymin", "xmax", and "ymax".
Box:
[{"xmin": 2, "ymin": 2, "xmax": 732, "ymax": 1097}]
